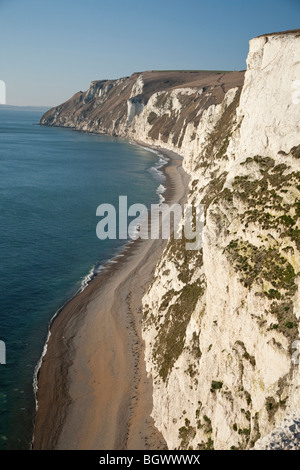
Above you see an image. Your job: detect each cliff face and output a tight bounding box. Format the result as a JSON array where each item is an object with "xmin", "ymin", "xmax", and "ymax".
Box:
[
  {"xmin": 142, "ymin": 31, "xmax": 300, "ymax": 450},
  {"xmin": 40, "ymin": 70, "xmax": 244, "ymax": 144},
  {"xmin": 40, "ymin": 30, "xmax": 300, "ymax": 450}
]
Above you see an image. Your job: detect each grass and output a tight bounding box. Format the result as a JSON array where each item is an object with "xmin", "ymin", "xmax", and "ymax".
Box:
[
  {"xmin": 222, "ymin": 156, "xmax": 300, "ymax": 250},
  {"xmin": 147, "ymin": 111, "xmax": 158, "ymax": 125},
  {"xmin": 153, "ymin": 280, "xmax": 204, "ymax": 381},
  {"xmin": 226, "ymin": 240, "xmax": 297, "ymax": 295},
  {"xmin": 226, "ymin": 239, "xmax": 298, "ymax": 343},
  {"xmin": 178, "ymin": 419, "xmax": 196, "ymax": 449}
]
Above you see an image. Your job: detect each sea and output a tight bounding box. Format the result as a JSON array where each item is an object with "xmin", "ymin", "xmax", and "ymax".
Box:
[{"xmin": 0, "ymin": 106, "xmax": 167, "ymax": 450}]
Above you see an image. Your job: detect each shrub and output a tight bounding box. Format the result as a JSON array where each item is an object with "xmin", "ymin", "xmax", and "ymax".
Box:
[{"xmin": 211, "ymin": 381, "xmax": 223, "ymax": 392}]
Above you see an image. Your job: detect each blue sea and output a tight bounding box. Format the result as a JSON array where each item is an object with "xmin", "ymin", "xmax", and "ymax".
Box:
[{"xmin": 0, "ymin": 107, "xmax": 166, "ymax": 449}]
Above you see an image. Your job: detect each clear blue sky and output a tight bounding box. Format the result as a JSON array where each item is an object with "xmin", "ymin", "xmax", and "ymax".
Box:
[{"xmin": 1, "ymin": 0, "xmax": 299, "ymax": 106}]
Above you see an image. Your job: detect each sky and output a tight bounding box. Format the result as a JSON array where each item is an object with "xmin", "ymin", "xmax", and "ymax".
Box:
[{"xmin": 0, "ymin": 0, "xmax": 299, "ymax": 107}]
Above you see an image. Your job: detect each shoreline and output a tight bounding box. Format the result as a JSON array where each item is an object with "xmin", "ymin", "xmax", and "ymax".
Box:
[
  {"xmin": 32, "ymin": 142, "xmax": 190, "ymax": 450},
  {"xmin": 31, "ymin": 138, "xmax": 169, "ymax": 407},
  {"xmin": 31, "ymin": 138, "xmax": 170, "ymax": 408}
]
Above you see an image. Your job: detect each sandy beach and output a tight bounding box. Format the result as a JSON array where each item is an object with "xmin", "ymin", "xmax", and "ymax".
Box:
[{"xmin": 32, "ymin": 145, "xmax": 189, "ymax": 450}]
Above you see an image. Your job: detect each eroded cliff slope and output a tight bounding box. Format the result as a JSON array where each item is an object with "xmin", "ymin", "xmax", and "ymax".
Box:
[
  {"xmin": 40, "ymin": 29, "xmax": 300, "ymax": 450},
  {"xmin": 40, "ymin": 70, "xmax": 244, "ymax": 143}
]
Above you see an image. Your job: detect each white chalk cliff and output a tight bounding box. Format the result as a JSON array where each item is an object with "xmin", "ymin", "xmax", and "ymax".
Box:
[{"xmin": 40, "ymin": 30, "xmax": 300, "ymax": 449}]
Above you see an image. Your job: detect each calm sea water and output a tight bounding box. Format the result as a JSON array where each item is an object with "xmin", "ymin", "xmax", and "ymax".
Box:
[{"xmin": 0, "ymin": 107, "xmax": 165, "ymax": 449}]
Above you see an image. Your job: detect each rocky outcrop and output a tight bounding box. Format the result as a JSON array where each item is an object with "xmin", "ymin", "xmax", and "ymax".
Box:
[{"xmin": 40, "ymin": 29, "xmax": 300, "ymax": 450}]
